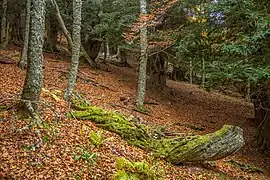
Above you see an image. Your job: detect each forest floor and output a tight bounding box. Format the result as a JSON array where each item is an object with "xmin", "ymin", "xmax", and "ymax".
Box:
[{"xmin": 0, "ymin": 46, "xmax": 270, "ymax": 179}]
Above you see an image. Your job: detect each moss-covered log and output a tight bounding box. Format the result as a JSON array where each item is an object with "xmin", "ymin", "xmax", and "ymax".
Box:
[{"xmin": 68, "ymin": 102, "xmax": 244, "ymax": 163}]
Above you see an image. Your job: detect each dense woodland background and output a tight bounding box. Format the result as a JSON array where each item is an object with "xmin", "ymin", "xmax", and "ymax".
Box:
[{"xmin": 0, "ymin": 0, "xmax": 270, "ymax": 179}]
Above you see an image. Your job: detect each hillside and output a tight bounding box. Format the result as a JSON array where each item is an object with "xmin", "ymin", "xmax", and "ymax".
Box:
[{"xmin": 0, "ymin": 46, "xmax": 269, "ymax": 179}]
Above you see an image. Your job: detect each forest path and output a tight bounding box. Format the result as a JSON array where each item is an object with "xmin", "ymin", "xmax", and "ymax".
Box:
[{"xmin": 0, "ymin": 46, "xmax": 269, "ymax": 179}]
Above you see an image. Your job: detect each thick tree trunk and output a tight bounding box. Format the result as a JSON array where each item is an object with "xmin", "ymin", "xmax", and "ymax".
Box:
[
  {"xmin": 64, "ymin": 0, "xmax": 82, "ymax": 100},
  {"xmin": 19, "ymin": 0, "xmax": 31, "ymax": 70},
  {"xmin": 149, "ymin": 53, "xmax": 166, "ymax": 89},
  {"xmin": 50, "ymin": 0, "xmax": 95, "ymax": 67},
  {"xmin": 45, "ymin": 15, "xmax": 58, "ymax": 52},
  {"xmin": 257, "ymin": 112, "xmax": 270, "ymax": 151},
  {"xmin": 136, "ymin": 0, "xmax": 148, "ymax": 107},
  {"xmin": 20, "ymin": 0, "xmax": 46, "ymax": 114},
  {"xmin": 82, "ymin": 39, "xmax": 102, "ymax": 62},
  {"xmin": 255, "ymin": 79, "xmax": 270, "ymax": 152},
  {"xmin": 70, "ymin": 103, "xmax": 244, "ymax": 163},
  {"xmin": 166, "ymin": 125, "xmax": 244, "ymax": 163},
  {"xmin": 1, "ymin": 0, "xmax": 7, "ymax": 48}
]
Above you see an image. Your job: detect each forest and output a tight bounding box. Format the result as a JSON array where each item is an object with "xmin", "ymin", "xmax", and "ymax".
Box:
[{"xmin": 0, "ymin": 0, "xmax": 269, "ymax": 179}]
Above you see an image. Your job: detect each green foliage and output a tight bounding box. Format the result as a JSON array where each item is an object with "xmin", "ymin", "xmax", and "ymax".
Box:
[
  {"xmin": 113, "ymin": 157, "xmax": 164, "ymax": 180},
  {"xmin": 161, "ymin": 0, "xmax": 269, "ymax": 92},
  {"xmin": 89, "ymin": 130, "xmax": 107, "ymax": 147},
  {"xmin": 73, "ymin": 146, "xmax": 97, "ymax": 166},
  {"xmin": 81, "ymin": 0, "xmax": 139, "ymax": 45}
]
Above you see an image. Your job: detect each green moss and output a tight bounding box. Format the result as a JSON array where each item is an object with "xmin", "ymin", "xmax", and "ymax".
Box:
[
  {"xmin": 0, "ymin": 105, "xmax": 7, "ymax": 110},
  {"xmin": 113, "ymin": 157, "xmax": 164, "ymax": 180},
  {"xmin": 69, "ymin": 99, "xmax": 237, "ymax": 164}
]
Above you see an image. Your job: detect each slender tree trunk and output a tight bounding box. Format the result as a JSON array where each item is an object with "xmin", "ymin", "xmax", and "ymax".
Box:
[
  {"xmin": 1, "ymin": 0, "xmax": 7, "ymax": 48},
  {"xmin": 244, "ymin": 56, "xmax": 251, "ymax": 102},
  {"xmin": 246, "ymin": 79, "xmax": 251, "ymax": 102},
  {"xmin": 19, "ymin": 0, "xmax": 31, "ymax": 70},
  {"xmin": 20, "ymin": 0, "xmax": 46, "ymax": 114},
  {"xmin": 103, "ymin": 41, "xmax": 107, "ymax": 63},
  {"xmin": 136, "ymin": 0, "xmax": 148, "ymax": 107},
  {"xmin": 106, "ymin": 40, "xmax": 110, "ymax": 56},
  {"xmin": 189, "ymin": 60, "xmax": 193, "ymax": 84},
  {"xmin": 64, "ymin": 0, "xmax": 82, "ymax": 100},
  {"xmin": 202, "ymin": 56, "xmax": 205, "ymax": 88},
  {"xmin": 50, "ymin": 0, "xmax": 95, "ymax": 67},
  {"xmin": 50, "ymin": 0, "xmax": 72, "ymax": 49}
]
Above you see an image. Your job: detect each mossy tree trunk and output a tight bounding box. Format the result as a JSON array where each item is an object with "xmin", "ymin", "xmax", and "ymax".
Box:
[
  {"xmin": 20, "ymin": 0, "xmax": 46, "ymax": 114},
  {"xmin": 69, "ymin": 103, "xmax": 244, "ymax": 163},
  {"xmin": 165, "ymin": 125, "xmax": 244, "ymax": 164}
]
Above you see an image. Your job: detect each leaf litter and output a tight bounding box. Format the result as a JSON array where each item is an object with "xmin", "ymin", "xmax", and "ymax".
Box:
[{"xmin": 0, "ymin": 46, "xmax": 269, "ymax": 179}]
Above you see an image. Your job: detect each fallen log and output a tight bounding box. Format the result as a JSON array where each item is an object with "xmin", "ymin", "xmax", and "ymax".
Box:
[
  {"xmin": 68, "ymin": 100, "xmax": 244, "ymax": 163},
  {"xmin": 0, "ymin": 59, "xmax": 15, "ymax": 64}
]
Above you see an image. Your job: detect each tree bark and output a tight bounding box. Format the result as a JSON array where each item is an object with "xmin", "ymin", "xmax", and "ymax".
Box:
[
  {"xmin": 136, "ymin": 0, "xmax": 148, "ymax": 107},
  {"xmin": 1, "ymin": 0, "xmax": 7, "ymax": 48},
  {"xmin": 64, "ymin": 0, "xmax": 82, "ymax": 100},
  {"xmin": 45, "ymin": 14, "xmax": 58, "ymax": 52},
  {"xmin": 82, "ymin": 39, "xmax": 102, "ymax": 63},
  {"xmin": 165, "ymin": 125, "xmax": 244, "ymax": 163},
  {"xmin": 19, "ymin": 0, "xmax": 31, "ymax": 70},
  {"xmin": 20, "ymin": 0, "xmax": 46, "ymax": 114},
  {"xmin": 149, "ymin": 53, "xmax": 166, "ymax": 89},
  {"xmin": 70, "ymin": 103, "xmax": 245, "ymax": 163},
  {"xmin": 50, "ymin": 0, "xmax": 96, "ymax": 67},
  {"xmin": 189, "ymin": 60, "xmax": 193, "ymax": 84},
  {"xmin": 201, "ymin": 56, "xmax": 205, "ymax": 88},
  {"xmin": 256, "ymin": 79, "xmax": 270, "ymax": 153}
]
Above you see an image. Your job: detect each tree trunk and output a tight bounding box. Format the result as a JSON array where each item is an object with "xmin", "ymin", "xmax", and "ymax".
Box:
[
  {"xmin": 189, "ymin": 60, "xmax": 193, "ymax": 84},
  {"xmin": 149, "ymin": 53, "xmax": 166, "ymax": 89},
  {"xmin": 136, "ymin": 0, "xmax": 148, "ymax": 107},
  {"xmin": 256, "ymin": 79, "xmax": 270, "ymax": 153},
  {"xmin": 64, "ymin": 0, "xmax": 82, "ymax": 100},
  {"xmin": 246, "ymin": 79, "xmax": 251, "ymax": 102},
  {"xmin": 70, "ymin": 103, "xmax": 245, "ymax": 163},
  {"xmin": 82, "ymin": 39, "xmax": 102, "ymax": 62},
  {"xmin": 50, "ymin": 0, "xmax": 95, "ymax": 67},
  {"xmin": 102, "ymin": 41, "xmax": 107, "ymax": 63},
  {"xmin": 106, "ymin": 40, "xmax": 110, "ymax": 56},
  {"xmin": 257, "ymin": 111, "xmax": 270, "ymax": 152},
  {"xmin": 201, "ymin": 56, "xmax": 205, "ymax": 88},
  {"xmin": 1, "ymin": 0, "xmax": 7, "ymax": 48},
  {"xmin": 19, "ymin": 0, "xmax": 31, "ymax": 70},
  {"xmin": 20, "ymin": 0, "xmax": 46, "ymax": 114},
  {"xmin": 45, "ymin": 14, "xmax": 58, "ymax": 52},
  {"xmin": 165, "ymin": 125, "xmax": 244, "ymax": 163}
]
